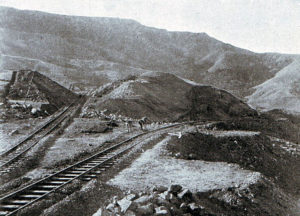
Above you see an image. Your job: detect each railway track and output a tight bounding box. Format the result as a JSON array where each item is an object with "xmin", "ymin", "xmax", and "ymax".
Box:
[
  {"xmin": 0, "ymin": 121, "xmax": 193, "ymax": 216},
  {"xmin": 0, "ymin": 99, "xmax": 82, "ymax": 173}
]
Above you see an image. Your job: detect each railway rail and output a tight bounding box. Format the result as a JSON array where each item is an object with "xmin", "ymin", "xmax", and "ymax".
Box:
[
  {"xmin": 0, "ymin": 121, "xmax": 196, "ymax": 216},
  {"xmin": 0, "ymin": 99, "xmax": 82, "ymax": 173}
]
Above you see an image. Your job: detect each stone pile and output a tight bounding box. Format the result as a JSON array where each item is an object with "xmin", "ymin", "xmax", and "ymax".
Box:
[
  {"xmin": 102, "ymin": 184, "xmax": 210, "ymax": 216},
  {"xmin": 80, "ymin": 108, "xmax": 108, "ymax": 119}
]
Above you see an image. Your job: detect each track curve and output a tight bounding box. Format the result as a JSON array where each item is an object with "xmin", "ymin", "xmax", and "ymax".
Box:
[{"xmin": 0, "ymin": 121, "xmax": 196, "ymax": 215}]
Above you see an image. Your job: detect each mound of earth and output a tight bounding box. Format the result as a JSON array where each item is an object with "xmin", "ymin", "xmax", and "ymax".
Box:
[
  {"xmin": 206, "ymin": 109, "xmax": 300, "ymax": 145},
  {"xmin": 167, "ymin": 131, "xmax": 300, "ymax": 196},
  {"xmin": 181, "ymin": 85, "xmax": 257, "ymax": 120},
  {"xmin": 7, "ymin": 70, "xmax": 78, "ymax": 108},
  {"xmin": 83, "ymin": 73, "xmax": 256, "ymax": 122}
]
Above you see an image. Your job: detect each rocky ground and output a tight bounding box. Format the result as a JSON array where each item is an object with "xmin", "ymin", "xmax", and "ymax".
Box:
[
  {"xmin": 101, "ymin": 125, "xmax": 299, "ymax": 216},
  {"xmin": 1, "ymin": 109, "xmax": 299, "ymax": 216},
  {"xmin": 0, "ymin": 70, "xmax": 299, "ymax": 216},
  {"xmin": 99, "ymin": 179, "xmax": 293, "ymax": 216},
  {"xmin": 0, "ymin": 117, "xmax": 51, "ymax": 154}
]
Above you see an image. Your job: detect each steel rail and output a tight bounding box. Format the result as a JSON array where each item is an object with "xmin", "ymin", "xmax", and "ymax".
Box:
[
  {"xmin": 0, "ymin": 104, "xmax": 74, "ymax": 158},
  {"xmin": 0, "ymin": 121, "xmax": 194, "ymax": 215},
  {"xmin": 0, "ymin": 99, "xmax": 82, "ymax": 171}
]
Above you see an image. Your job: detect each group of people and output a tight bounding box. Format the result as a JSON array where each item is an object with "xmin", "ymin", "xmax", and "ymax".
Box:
[
  {"xmin": 124, "ymin": 116, "xmax": 150, "ymax": 132},
  {"xmin": 95, "ymin": 109, "xmax": 152, "ymax": 133}
]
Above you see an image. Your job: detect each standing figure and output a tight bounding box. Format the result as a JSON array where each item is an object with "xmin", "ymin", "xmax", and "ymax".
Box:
[
  {"xmin": 138, "ymin": 117, "xmax": 150, "ymax": 130},
  {"xmin": 125, "ymin": 119, "xmax": 133, "ymax": 133}
]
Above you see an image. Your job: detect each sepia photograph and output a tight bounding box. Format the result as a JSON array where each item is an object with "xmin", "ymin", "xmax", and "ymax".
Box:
[{"xmin": 0, "ymin": 0, "xmax": 299, "ymax": 215}]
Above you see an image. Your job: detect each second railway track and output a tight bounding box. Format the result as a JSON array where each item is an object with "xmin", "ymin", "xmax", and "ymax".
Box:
[
  {"xmin": 0, "ymin": 121, "xmax": 196, "ymax": 216},
  {"xmin": 0, "ymin": 99, "xmax": 83, "ymax": 173}
]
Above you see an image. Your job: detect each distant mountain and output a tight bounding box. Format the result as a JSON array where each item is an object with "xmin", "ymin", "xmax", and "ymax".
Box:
[{"xmin": 1, "ymin": 6, "xmax": 299, "ymax": 112}]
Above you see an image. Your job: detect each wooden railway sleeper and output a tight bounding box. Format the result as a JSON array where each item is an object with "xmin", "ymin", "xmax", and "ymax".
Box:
[
  {"xmin": 0, "ymin": 205, "xmax": 19, "ymax": 210},
  {"xmin": 29, "ymin": 190, "xmax": 49, "ymax": 195},
  {"xmin": 80, "ymin": 177, "xmax": 92, "ymax": 181},
  {"xmin": 82, "ymin": 174, "xmax": 97, "ymax": 179},
  {"xmin": 18, "ymin": 194, "xmax": 41, "ymax": 199},
  {"xmin": 51, "ymin": 177, "xmax": 73, "ymax": 181},
  {"xmin": 7, "ymin": 200, "xmax": 28, "ymax": 205},
  {"xmin": 45, "ymin": 180, "xmax": 66, "ymax": 185},
  {"xmin": 73, "ymin": 168, "xmax": 89, "ymax": 171},
  {"xmin": 0, "ymin": 121, "xmax": 190, "ymax": 215}
]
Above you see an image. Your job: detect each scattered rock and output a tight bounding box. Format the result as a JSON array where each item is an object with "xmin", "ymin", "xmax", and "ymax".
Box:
[
  {"xmin": 134, "ymin": 195, "xmax": 153, "ymax": 205},
  {"xmin": 168, "ymin": 184, "xmax": 182, "ymax": 194},
  {"xmin": 152, "ymin": 186, "xmax": 158, "ymax": 192},
  {"xmin": 155, "ymin": 197, "xmax": 170, "ymax": 207},
  {"xmin": 106, "ymin": 203, "xmax": 115, "ymax": 212},
  {"xmin": 126, "ymin": 193, "xmax": 137, "ymax": 201},
  {"xmin": 114, "ymin": 207, "xmax": 121, "ymax": 214},
  {"xmin": 136, "ymin": 203, "xmax": 154, "ymax": 216},
  {"xmin": 138, "ymin": 192, "xmax": 145, "ymax": 197},
  {"xmin": 187, "ymin": 153, "xmax": 197, "ymax": 160},
  {"xmin": 112, "ymin": 196, "xmax": 118, "ymax": 205},
  {"xmin": 169, "ymin": 206, "xmax": 183, "ymax": 215},
  {"xmin": 10, "ymin": 129, "xmax": 20, "ymax": 136},
  {"xmin": 169, "ymin": 193, "xmax": 181, "ymax": 206},
  {"xmin": 92, "ymin": 208, "xmax": 102, "ymax": 216},
  {"xmin": 159, "ymin": 191, "xmax": 170, "ymax": 200},
  {"xmin": 124, "ymin": 210, "xmax": 136, "ymax": 216},
  {"xmin": 155, "ymin": 206, "xmax": 170, "ymax": 215},
  {"xmin": 104, "ymin": 178, "xmax": 291, "ymax": 216},
  {"xmin": 188, "ymin": 202, "xmax": 199, "ymax": 211},
  {"xmin": 177, "ymin": 189, "xmax": 193, "ymax": 201},
  {"xmin": 188, "ymin": 202, "xmax": 203, "ymax": 214},
  {"xmin": 180, "ymin": 202, "xmax": 189, "ymax": 212},
  {"xmin": 117, "ymin": 197, "xmax": 133, "ymax": 213},
  {"xmin": 153, "ymin": 185, "xmax": 168, "ymax": 193}
]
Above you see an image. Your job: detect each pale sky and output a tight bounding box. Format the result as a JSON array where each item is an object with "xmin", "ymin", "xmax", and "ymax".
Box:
[{"xmin": 0, "ymin": 0, "xmax": 299, "ymax": 54}]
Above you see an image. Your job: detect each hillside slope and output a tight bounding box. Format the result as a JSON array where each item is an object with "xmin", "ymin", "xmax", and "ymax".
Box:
[
  {"xmin": 0, "ymin": 7, "xmax": 298, "ymax": 98},
  {"xmin": 247, "ymin": 60, "xmax": 300, "ymax": 113}
]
